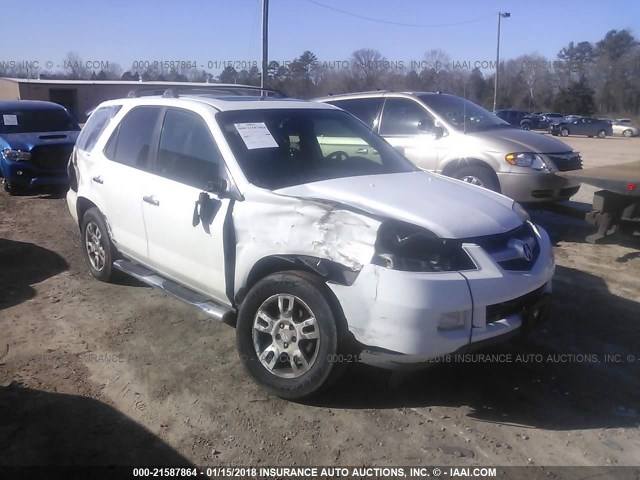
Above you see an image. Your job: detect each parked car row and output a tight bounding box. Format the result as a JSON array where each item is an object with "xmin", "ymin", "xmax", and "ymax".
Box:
[
  {"xmin": 494, "ymin": 108, "xmax": 639, "ymax": 138},
  {"xmin": 494, "ymin": 110, "xmax": 565, "ymax": 131}
]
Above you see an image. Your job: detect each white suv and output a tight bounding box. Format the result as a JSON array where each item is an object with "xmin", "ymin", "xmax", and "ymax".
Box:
[{"xmin": 67, "ymin": 85, "xmax": 554, "ymax": 399}]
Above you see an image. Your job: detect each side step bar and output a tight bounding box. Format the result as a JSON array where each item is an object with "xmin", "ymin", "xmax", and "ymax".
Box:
[{"xmin": 113, "ymin": 259, "xmax": 235, "ymax": 324}]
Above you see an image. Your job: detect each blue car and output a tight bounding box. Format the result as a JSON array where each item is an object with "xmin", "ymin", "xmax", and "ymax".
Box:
[{"xmin": 0, "ymin": 100, "xmax": 80, "ymax": 194}]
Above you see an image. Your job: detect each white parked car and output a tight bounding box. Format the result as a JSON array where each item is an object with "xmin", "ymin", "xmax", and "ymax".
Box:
[
  {"xmin": 611, "ymin": 119, "xmax": 639, "ymax": 137},
  {"xmin": 67, "ymin": 86, "xmax": 554, "ymax": 399}
]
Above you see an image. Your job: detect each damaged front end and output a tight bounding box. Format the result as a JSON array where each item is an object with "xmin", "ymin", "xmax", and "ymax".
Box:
[{"xmin": 232, "ymin": 189, "xmax": 382, "ymax": 303}]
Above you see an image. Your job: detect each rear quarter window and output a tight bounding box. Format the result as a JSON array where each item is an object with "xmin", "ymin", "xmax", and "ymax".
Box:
[
  {"xmin": 327, "ymin": 98, "xmax": 384, "ymax": 129},
  {"xmin": 76, "ymin": 105, "xmax": 122, "ymax": 152}
]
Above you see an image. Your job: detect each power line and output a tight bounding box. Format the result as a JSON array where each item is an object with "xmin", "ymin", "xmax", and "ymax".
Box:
[{"xmin": 306, "ymin": 0, "xmax": 495, "ymax": 28}]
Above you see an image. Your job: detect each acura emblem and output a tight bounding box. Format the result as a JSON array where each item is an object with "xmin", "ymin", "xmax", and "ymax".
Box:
[{"xmin": 522, "ymin": 243, "xmax": 533, "ymax": 261}]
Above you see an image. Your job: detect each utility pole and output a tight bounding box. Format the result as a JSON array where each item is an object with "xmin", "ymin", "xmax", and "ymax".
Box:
[
  {"xmin": 261, "ymin": 0, "xmax": 269, "ymax": 94},
  {"xmin": 493, "ymin": 11, "xmax": 510, "ymax": 112}
]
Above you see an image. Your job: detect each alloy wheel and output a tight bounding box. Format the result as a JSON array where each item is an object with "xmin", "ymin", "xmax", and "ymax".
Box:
[{"xmin": 252, "ymin": 294, "xmax": 320, "ymax": 379}]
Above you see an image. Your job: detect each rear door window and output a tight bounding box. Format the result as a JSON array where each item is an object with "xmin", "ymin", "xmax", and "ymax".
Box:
[
  {"xmin": 156, "ymin": 108, "xmax": 221, "ymax": 189},
  {"xmin": 327, "ymin": 98, "xmax": 384, "ymax": 129},
  {"xmin": 379, "ymin": 98, "xmax": 433, "ymax": 135},
  {"xmin": 103, "ymin": 106, "xmax": 162, "ymax": 171}
]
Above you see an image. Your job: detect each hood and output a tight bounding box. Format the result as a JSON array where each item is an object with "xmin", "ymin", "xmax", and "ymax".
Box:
[
  {"xmin": 0, "ymin": 131, "xmax": 79, "ymax": 151},
  {"xmin": 276, "ymin": 171, "xmax": 523, "ymax": 239},
  {"xmin": 465, "ymin": 127, "xmax": 572, "ymax": 154}
]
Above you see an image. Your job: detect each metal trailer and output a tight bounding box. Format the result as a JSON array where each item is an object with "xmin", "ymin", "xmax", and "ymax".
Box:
[{"xmin": 557, "ymin": 160, "xmax": 640, "ymax": 243}]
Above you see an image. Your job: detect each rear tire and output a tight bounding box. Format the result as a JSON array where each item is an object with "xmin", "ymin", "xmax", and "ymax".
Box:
[
  {"xmin": 452, "ymin": 166, "xmax": 500, "ymax": 193},
  {"xmin": 622, "ymin": 129, "xmax": 633, "ymax": 137},
  {"xmin": 81, "ymin": 208, "xmax": 116, "ymax": 282},
  {"xmin": 597, "ymin": 130, "xmax": 607, "ymax": 139},
  {"xmin": 236, "ymin": 271, "xmax": 344, "ymax": 399}
]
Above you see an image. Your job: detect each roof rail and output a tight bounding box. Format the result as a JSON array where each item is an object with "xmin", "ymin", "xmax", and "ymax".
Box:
[
  {"xmin": 326, "ymin": 89, "xmax": 391, "ymax": 97},
  {"xmin": 126, "ymin": 84, "xmax": 285, "ymax": 99}
]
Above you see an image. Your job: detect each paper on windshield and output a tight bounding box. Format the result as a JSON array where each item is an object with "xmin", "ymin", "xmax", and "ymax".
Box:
[
  {"xmin": 2, "ymin": 114, "xmax": 18, "ymax": 126},
  {"xmin": 235, "ymin": 122, "xmax": 279, "ymax": 150}
]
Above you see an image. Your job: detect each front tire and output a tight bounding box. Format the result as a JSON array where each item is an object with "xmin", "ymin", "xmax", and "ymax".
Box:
[
  {"xmin": 452, "ymin": 166, "xmax": 500, "ymax": 192},
  {"xmin": 622, "ymin": 129, "xmax": 633, "ymax": 137},
  {"xmin": 3, "ymin": 180, "xmax": 23, "ymax": 195},
  {"xmin": 560, "ymin": 128, "xmax": 570, "ymax": 137},
  {"xmin": 236, "ymin": 271, "xmax": 342, "ymax": 399},
  {"xmin": 521, "ymin": 123, "xmax": 531, "ymax": 131},
  {"xmin": 597, "ymin": 130, "xmax": 607, "ymax": 138},
  {"xmin": 81, "ymin": 207, "xmax": 115, "ymax": 282}
]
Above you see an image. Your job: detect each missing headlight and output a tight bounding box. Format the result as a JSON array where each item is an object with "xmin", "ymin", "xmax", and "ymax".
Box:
[{"xmin": 371, "ymin": 221, "xmax": 476, "ymax": 272}]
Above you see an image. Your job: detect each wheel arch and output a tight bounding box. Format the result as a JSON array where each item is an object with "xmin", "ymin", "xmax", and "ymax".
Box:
[
  {"xmin": 235, "ymin": 256, "xmax": 358, "ymax": 349},
  {"xmin": 236, "ymin": 255, "xmax": 359, "ymax": 305},
  {"xmin": 76, "ymin": 197, "xmax": 117, "ymax": 249},
  {"xmin": 76, "ymin": 197, "xmax": 99, "ymax": 228},
  {"xmin": 440, "ymin": 158, "xmax": 501, "ymax": 188}
]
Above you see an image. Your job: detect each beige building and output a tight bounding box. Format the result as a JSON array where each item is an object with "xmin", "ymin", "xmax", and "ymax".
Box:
[{"xmin": 0, "ymin": 78, "xmax": 215, "ymax": 122}]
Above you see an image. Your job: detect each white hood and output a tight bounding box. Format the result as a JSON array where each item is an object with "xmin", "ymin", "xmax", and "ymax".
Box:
[{"xmin": 276, "ymin": 171, "xmax": 523, "ymax": 239}]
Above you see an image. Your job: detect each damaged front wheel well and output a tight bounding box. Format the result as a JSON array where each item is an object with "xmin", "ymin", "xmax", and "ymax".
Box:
[
  {"xmin": 236, "ymin": 262, "xmax": 361, "ymax": 355},
  {"xmin": 235, "ymin": 255, "xmax": 360, "ymax": 305}
]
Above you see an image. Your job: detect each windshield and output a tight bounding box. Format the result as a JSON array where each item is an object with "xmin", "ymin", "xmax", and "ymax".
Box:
[
  {"xmin": 418, "ymin": 94, "xmax": 511, "ymax": 133},
  {"xmin": 0, "ymin": 108, "xmax": 80, "ymax": 134},
  {"xmin": 217, "ymin": 108, "xmax": 417, "ymax": 190}
]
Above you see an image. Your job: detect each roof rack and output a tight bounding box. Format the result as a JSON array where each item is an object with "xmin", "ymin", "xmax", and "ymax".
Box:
[
  {"xmin": 126, "ymin": 84, "xmax": 285, "ymax": 99},
  {"xmin": 326, "ymin": 89, "xmax": 390, "ymax": 97}
]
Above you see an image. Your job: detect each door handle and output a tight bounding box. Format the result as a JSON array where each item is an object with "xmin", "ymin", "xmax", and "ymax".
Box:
[
  {"xmin": 92, "ymin": 176, "xmax": 103, "ymax": 184},
  {"xmin": 143, "ymin": 195, "xmax": 159, "ymax": 206},
  {"xmin": 356, "ymin": 148, "xmax": 368, "ymax": 154}
]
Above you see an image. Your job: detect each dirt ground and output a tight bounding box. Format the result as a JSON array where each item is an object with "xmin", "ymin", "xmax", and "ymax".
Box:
[{"xmin": 1, "ymin": 135, "xmax": 639, "ymax": 471}]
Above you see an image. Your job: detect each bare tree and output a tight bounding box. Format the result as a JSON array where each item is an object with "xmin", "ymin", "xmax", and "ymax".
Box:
[
  {"xmin": 350, "ymin": 48, "xmax": 389, "ymax": 90},
  {"xmin": 64, "ymin": 51, "xmax": 89, "ymax": 79}
]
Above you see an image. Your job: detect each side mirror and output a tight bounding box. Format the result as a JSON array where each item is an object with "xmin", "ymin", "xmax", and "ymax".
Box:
[
  {"xmin": 433, "ymin": 125, "xmax": 445, "ymax": 139},
  {"xmin": 205, "ymin": 178, "xmax": 228, "ymax": 196},
  {"xmin": 417, "ymin": 118, "xmax": 435, "ymax": 133}
]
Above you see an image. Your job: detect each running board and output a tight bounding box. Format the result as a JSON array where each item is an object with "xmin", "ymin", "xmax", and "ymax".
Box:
[{"xmin": 113, "ymin": 259, "xmax": 234, "ymax": 323}]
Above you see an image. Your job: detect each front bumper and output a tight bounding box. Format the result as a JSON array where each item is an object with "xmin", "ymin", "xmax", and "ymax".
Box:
[
  {"xmin": 498, "ymin": 171, "xmax": 580, "ymax": 203},
  {"xmin": 328, "ymin": 224, "xmax": 555, "ymax": 367},
  {"xmin": 0, "ymin": 159, "xmax": 68, "ymax": 187}
]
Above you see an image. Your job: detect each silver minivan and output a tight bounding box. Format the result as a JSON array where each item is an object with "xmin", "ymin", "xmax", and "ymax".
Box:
[{"xmin": 316, "ymin": 92, "xmax": 582, "ymax": 202}]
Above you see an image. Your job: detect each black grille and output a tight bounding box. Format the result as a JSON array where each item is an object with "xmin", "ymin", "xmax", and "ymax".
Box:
[
  {"xmin": 31, "ymin": 145, "xmax": 74, "ymax": 171},
  {"xmin": 486, "ymin": 285, "xmax": 545, "ymax": 323},
  {"xmin": 548, "ymin": 153, "xmax": 582, "ymax": 172}
]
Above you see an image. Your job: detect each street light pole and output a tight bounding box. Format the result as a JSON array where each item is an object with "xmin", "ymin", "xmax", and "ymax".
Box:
[
  {"xmin": 261, "ymin": 0, "xmax": 269, "ymax": 94},
  {"xmin": 493, "ymin": 11, "xmax": 510, "ymax": 112}
]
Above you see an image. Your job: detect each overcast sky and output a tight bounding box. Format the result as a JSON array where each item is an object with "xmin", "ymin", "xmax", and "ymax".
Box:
[{"xmin": 3, "ymin": 0, "xmax": 639, "ymax": 72}]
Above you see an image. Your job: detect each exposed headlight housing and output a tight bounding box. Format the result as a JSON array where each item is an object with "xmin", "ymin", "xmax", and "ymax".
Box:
[
  {"xmin": 2, "ymin": 149, "xmax": 31, "ymax": 161},
  {"xmin": 371, "ymin": 221, "xmax": 476, "ymax": 272},
  {"xmin": 505, "ymin": 152, "xmax": 547, "ymax": 170},
  {"xmin": 512, "ymin": 201, "xmax": 531, "ymax": 223}
]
